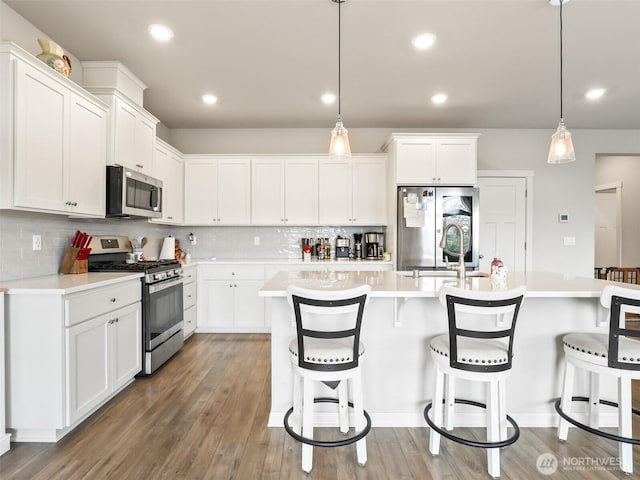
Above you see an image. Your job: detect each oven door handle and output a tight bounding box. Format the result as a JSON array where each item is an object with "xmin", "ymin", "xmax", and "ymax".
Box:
[{"xmin": 147, "ymin": 276, "xmax": 183, "ymax": 294}]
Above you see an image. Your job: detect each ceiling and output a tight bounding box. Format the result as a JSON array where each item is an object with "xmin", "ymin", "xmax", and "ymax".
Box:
[{"xmin": 6, "ymin": 0, "xmax": 640, "ymax": 130}]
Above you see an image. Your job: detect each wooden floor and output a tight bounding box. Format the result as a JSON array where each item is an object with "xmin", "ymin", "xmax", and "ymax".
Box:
[{"xmin": 1, "ymin": 334, "xmax": 639, "ymax": 479}]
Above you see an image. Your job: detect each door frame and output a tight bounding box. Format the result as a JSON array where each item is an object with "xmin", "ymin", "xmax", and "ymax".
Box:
[
  {"xmin": 477, "ymin": 170, "xmax": 534, "ymax": 272},
  {"xmin": 594, "ymin": 181, "xmax": 622, "ymax": 267}
]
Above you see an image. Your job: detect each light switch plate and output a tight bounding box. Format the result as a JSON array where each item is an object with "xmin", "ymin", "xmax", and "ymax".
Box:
[
  {"xmin": 563, "ymin": 236, "xmax": 576, "ymax": 246},
  {"xmin": 32, "ymin": 234, "xmax": 42, "ymax": 251}
]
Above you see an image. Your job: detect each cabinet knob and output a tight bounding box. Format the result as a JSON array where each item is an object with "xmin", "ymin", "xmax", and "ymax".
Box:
[
  {"xmin": 217, "ymin": 218, "xmax": 221, "ymax": 222},
  {"xmin": 72, "ymin": 202, "xmax": 77, "ymax": 206},
  {"xmin": 136, "ymin": 164, "xmax": 143, "ymax": 169},
  {"xmin": 110, "ymin": 298, "xmax": 117, "ymax": 302}
]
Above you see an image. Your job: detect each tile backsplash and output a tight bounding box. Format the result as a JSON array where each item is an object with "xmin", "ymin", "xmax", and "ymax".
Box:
[{"xmin": 0, "ymin": 210, "xmax": 386, "ymax": 281}]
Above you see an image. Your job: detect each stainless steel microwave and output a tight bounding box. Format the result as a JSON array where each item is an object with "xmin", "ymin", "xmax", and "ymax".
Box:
[{"xmin": 106, "ymin": 166, "xmax": 163, "ymax": 218}]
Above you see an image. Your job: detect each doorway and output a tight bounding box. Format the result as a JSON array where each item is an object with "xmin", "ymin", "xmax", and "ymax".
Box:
[{"xmin": 594, "ymin": 182, "xmax": 622, "ymax": 269}]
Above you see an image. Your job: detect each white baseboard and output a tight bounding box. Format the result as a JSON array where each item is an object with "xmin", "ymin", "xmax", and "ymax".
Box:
[{"xmin": 0, "ymin": 433, "xmax": 11, "ymax": 455}]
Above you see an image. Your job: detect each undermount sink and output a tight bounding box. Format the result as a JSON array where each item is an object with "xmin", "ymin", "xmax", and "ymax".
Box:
[{"xmin": 397, "ymin": 270, "xmax": 489, "ymax": 278}]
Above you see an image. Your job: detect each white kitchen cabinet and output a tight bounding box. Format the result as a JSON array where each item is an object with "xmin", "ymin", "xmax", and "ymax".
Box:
[
  {"xmin": 92, "ymin": 93, "xmax": 158, "ymax": 174},
  {"xmin": 182, "ymin": 264, "xmax": 197, "ymax": 338},
  {"xmin": 251, "ymin": 157, "xmax": 318, "ymax": 225},
  {"xmin": 197, "ymin": 265, "xmax": 266, "ymax": 333},
  {"xmin": 4, "ymin": 277, "xmax": 141, "ymax": 442},
  {"xmin": 0, "ymin": 43, "xmax": 107, "ymax": 217},
  {"xmin": 66, "ymin": 302, "xmax": 140, "ymax": 425},
  {"xmin": 151, "ymin": 139, "xmax": 184, "ymax": 225},
  {"xmin": 184, "ymin": 156, "xmax": 251, "ymax": 225},
  {"xmin": 389, "ymin": 134, "xmax": 479, "ymax": 185},
  {"xmin": 0, "ymin": 292, "xmax": 9, "ymax": 456},
  {"xmin": 318, "ymin": 155, "xmax": 387, "ymax": 225}
]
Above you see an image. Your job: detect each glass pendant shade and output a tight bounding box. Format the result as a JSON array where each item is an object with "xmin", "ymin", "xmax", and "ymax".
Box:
[
  {"xmin": 329, "ymin": 116, "xmax": 351, "ymax": 159},
  {"xmin": 548, "ymin": 119, "xmax": 575, "ymax": 164}
]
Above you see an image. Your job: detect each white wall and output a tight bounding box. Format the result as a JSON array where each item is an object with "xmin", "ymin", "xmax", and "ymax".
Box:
[
  {"xmin": 171, "ymin": 127, "xmax": 640, "ymax": 277},
  {"xmin": 0, "ymin": 1, "xmax": 82, "ymax": 84},
  {"xmin": 596, "ymin": 155, "xmax": 640, "ymax": 266}
]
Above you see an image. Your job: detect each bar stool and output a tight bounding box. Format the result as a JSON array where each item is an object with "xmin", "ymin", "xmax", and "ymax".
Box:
[
  {"xmin": 284, "ymin": 284, "xmax": 372, "ymax": 473},
  {"xmin": 424, "ymin": 284, "xmax": 526, "ymax": 478},
  {"xmin": 556, "ymin": 284, "xmax": 640, "ymax": 475}
]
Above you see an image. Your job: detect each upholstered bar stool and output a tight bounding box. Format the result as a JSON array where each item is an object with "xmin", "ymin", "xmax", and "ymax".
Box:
[
  {"xmin": 424, "ymin": 284, "xmax": 526, "ymax": 478},
  {"xmin": 284, "ymin": 284, "xmax": 372, "ymax": 473},
  {"xmin": 556, "ymin": 284, "xmax": 640, "ymax": 475}
]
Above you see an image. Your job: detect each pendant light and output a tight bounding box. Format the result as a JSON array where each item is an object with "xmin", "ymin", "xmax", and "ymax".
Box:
[
  {"xmin": 548, "ymin": 0, "xmax": 575, "ymax": 164},
  {"xmin": 329, "ymin": 0, "xmax": 351, "ymax": 159}
]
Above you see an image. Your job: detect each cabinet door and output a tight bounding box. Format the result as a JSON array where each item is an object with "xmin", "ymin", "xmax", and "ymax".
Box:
[
  {"xmin": 352, "ymin": 156, "xmax": 386, "ymax": 225},
  {"xmin": 135, "ymin": 116, "xmax": 156, "ymax": 173},
  {"xmin": 111, "ymin": 303, "xmax": 142, "ymax": 390},
  {"xmin": 395, "ymin": 140, "xmax": 437, "ymax": 184},
  {"xmin": 251, "ymin": 158, "xmax": 284, "ymax": 224},
  {"xmin": 435, "ymin": 139, "xmax": 477, "ymax": 185},
  {"xmin": 234, "ymin": 281, "xmax": 265, "ymax": 328},
  {"xmin": 113, "ymin": 98, "xmax": 137, "ymax": 170},
  {"xmin": 14, "ymin": 61, "xmax": 66, "ymax": 211},
  {"xmin": 183, "ymin": 305, "xmax": 196, "ymax": 338},
  {"xmin": 67, "ymin": 94, "xmax": 107, "ymax": 216},
  {"xmin": 218, "ymin": 158, "xmax": 251, "ymax": 225},
  {"xmin": 285, "ymin": 158, "xmax": 318, "ymax": 225},
  {"xmin": 199, "ymin": 280, "xmax": 234, "ymax": 328},
  {"xmin": 168, "ymin": 153, "xmax": 184, "ymax": 224},
  {"xmin": 318, "ymin": 158, "xmax": 352, "ymax": 224},
  {"xmin": 184, "ymin": 159, "xmax": 218, "ymax": 225},
  {"xmin": 151, "ymin": 144, "xmax": 171, "ymax": 223},
  {"xmin": 66, "ymin": 315, "xmax": 110, "ymax": 425}
]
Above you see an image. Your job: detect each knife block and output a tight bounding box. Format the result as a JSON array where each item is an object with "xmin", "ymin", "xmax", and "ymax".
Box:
[{"xmin": 59, "ymin": 247, "xmax": 89, "ymax": 274}]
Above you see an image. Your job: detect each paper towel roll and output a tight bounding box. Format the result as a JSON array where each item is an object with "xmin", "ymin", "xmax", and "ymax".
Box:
[{"xmin": 159, "ymin": 236, "xmax": 176, "ymax": 260}]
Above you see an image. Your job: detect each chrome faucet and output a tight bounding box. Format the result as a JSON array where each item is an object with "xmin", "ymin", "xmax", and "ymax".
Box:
[{"xmin": 439, "ymin": 223, "xmax": 466, "ymax": 279}]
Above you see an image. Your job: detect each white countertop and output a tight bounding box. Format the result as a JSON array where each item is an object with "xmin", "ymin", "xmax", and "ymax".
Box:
[
  {"xmin": 1, "ymin": 272, "xmax": 143, "ymax": 295},
  {"xmin": 259, "ymin": 270, "xmax": 633, "ymax": 298},
  {"xmin": 190, "ymin": 257, "xmax": 393, "ymax": 266}
]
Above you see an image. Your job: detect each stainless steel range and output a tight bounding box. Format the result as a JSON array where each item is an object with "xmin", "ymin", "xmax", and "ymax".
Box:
[{"xmin": 88, "ymin": 236, "xmax": 184, "ymax": 375}]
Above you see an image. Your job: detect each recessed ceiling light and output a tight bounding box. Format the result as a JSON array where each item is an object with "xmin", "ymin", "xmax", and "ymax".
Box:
[
  {"xmin": 321, "ymin": 93, "xmax": 336, "ymax": 104},
  {"xmin": 202, "ymin": 94, "xmax": 218, "ymax": 105},
  {"xmin": 431, "ymin": 93, "xmax": 448, "ymax": 105},
  {"xmin": 148, "ymin": 24, "xmax": 174, "ymax": 42},
  {"xmin": 412, "ymin": 33, "xmax": 437, "ymax": 50},
  {"xmin": 585, "ymin": 88, "xmax": 606, "ymax": 100}
]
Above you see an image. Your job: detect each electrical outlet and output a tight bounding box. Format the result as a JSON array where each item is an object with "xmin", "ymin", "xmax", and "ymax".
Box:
[
  {"xmin": 32, "ymin": 234, "xmax": 42, "ymax": 251},
  {"xmin": 254, "ymin": 236, "xmax": 260, "ymax": 246}
]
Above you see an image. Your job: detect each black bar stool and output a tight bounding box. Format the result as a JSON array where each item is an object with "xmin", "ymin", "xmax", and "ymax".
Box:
[
  {"xmin": 284, "ymin": 284, "xmax": 372, "ymax": 473},
  {"xmin": 424, "ymin": 284, "xmax": 526, "ymax": 478},
  {"xmin": 556, "ymin": 284, "xmax": 640, "ymax": 475}
]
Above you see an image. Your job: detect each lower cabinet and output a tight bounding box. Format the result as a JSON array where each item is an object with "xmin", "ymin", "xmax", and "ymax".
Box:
[
  {"xmin": 197, "ymin": 265, "xmax": 266, "ymax": 333},
  {"xmin": 182, "ymin": 264, "xmax": 197, "ymax": 338},
  {"xmin": 4, "ymin": 278, "xmax": 141, "ymax": 442},
  {"xmin": 67, "ymin": 302, "xmax": 141, "ymax": 425}
]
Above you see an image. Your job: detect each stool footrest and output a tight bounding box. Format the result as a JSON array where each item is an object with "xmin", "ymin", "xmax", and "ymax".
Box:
[
  {"xmin": 284, "ymin": 397, "xmax": 372, "ymax": 448},
  {"xmin": 555, "ymin": 396, "xmax": 640, "ymax": 445},
  {"xmin": 424, "ymin": 398, "xmax": 520, "ymax": 449}
]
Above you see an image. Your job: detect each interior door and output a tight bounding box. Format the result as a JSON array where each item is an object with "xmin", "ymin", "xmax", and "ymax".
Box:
[
  {"xmin": 478, "ymin": 177, "xmax": 527, "ymax": 272},
  {"xmin": 594, "ymin": 191, "xmax": 619, "ymax": 267}
]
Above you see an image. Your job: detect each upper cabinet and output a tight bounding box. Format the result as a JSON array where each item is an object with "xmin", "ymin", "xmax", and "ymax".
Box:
[
  {"xmin": 82, "ymin": 61, "xmax": 158, "ymax": 175},
  {"xmin": 318, "ymin": 155, "xmax": 387, "ymax": 225},
  {"xmin": 251, "ymin": 157, "xmax": 319, "ymax": 225},
  {"xmin": 151, "ymin": 139, "xmax": 184, "ymax": 225},
  {"xmin": 388, "ymin": 133, "xmax": 479, "ymax": 186},
  {"xmin": 0, "ymin": 43, "xmax": 107, "ymax": 217},
  {"xmin": 184, "ymin": 156, "xmax": 251, "ymax": 225}
]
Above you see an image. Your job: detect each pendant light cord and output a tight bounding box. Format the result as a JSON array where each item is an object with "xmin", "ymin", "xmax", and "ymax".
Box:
[
  {"xmin": 338, "ymin": 0, "xmax": 342, "ymax": 117},
  {"xmin": 559, "ymin": 0, "xmax": 564, "ymax": 120}
]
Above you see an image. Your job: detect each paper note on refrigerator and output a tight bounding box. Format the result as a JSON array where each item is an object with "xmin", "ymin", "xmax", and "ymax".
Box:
[{"xmin": 404, "ymin": 198, "xmax": 425, "ymax": 227}]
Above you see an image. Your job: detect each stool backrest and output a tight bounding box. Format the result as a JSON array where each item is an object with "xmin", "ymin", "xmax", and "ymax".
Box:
[
  {"xmin": 287, "ymin": 284, "xmax": 370, "ymax": 372},
  {"xmin": 600, "ymin": 285, "xmax": 640, "ymax": 370},
  {"xmin": 438, "ymin": 284, "xmax": 526, "ymax": 373}
]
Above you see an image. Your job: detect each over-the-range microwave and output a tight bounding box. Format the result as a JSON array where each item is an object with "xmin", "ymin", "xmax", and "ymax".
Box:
[{"xmin": 106, "ymin": 166, "xmax": 163, "ymax": 218}]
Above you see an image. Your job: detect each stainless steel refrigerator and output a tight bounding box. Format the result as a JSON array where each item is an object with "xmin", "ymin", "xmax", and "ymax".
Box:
[{"xmin": 397, "ymin": 186, "xmax": 479, "ymax": 271}]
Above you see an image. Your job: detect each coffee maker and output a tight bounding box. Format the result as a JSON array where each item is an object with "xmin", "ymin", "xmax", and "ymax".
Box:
[
  {"xmin": 365, "ymin": 232, "xmax": 380, "ymax": 259},
  {"xmin": 353, "ymin": 233, "xmax": 363, "ymax": 259}
]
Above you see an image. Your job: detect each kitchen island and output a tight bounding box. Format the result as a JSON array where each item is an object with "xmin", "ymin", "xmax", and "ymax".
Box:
[{"xmin": 259, "ymin": 270, "xmax": 638, "ymax": 428}]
